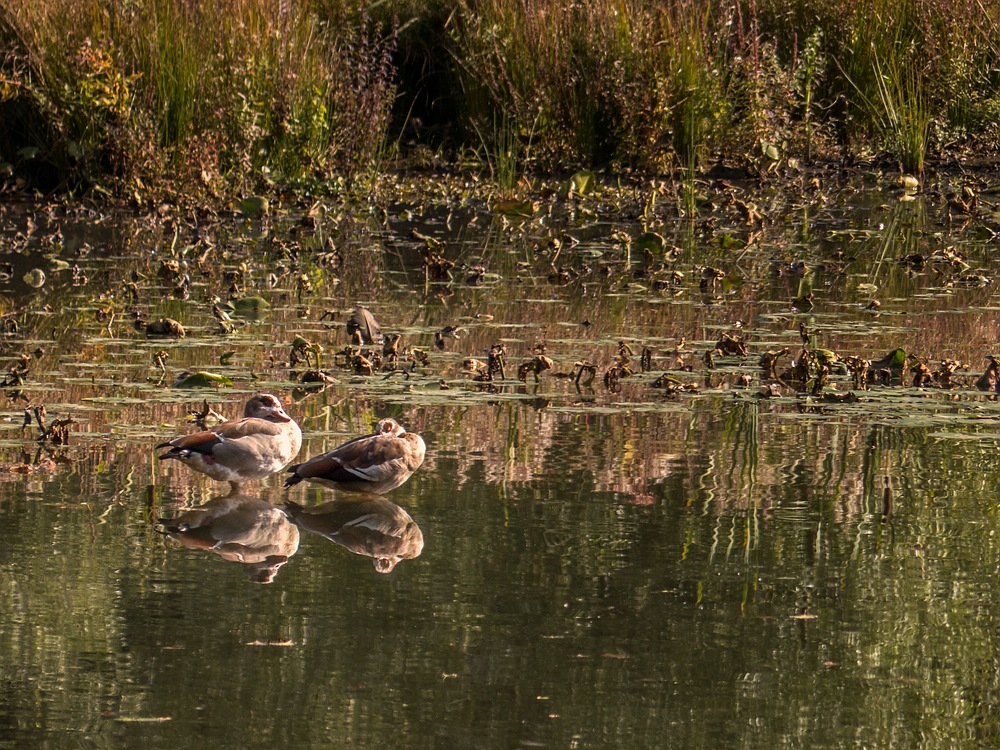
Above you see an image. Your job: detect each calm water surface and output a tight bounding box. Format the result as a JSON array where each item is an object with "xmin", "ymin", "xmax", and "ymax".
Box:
[{"xmin": 2, "ymin": 181, "xmax": 1000, "ymax": 748}]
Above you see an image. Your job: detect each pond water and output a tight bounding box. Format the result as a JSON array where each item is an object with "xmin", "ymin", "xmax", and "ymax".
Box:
[{"xmin": 2, "ymin": 173, "xmax": 1000, "ymax": 748}]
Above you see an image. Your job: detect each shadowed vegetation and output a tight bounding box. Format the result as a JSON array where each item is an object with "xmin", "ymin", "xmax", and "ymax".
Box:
[{"xmin": 0, "ymin": 0, "xmax": 397, "ymax": 199}]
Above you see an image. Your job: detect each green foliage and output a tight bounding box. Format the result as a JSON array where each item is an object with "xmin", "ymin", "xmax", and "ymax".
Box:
[
  {"xmin": 659, "ymin": 3, "xmax": 726, "ymax": 169},
  {"xmin": 5, "ymin": 0, "xmax": 1000, "ymax": 195},
  {"xmin": 794, "ymin": 29, "xmax": 827, "ymax": 161},
  {"xmin": 0, "ymin": 0, "xmax": 397, "ymax": 199},
  {"xmin": 451, "ymin": 0, "xmax": 672, "ymax": 172},
  {"xmin": 831, "ymin": 0, "xmax": 930, "ymax": 173},
  {"xmin": 473, "ymin": 112, "xmax": 533, "ymax": 195}
]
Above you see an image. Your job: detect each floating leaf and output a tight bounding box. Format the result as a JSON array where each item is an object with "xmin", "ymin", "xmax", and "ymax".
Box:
[
  {"xmin": 346, "ymin": 306, "xmax": 382, "ymax": 344},
  {"xmin": 146, "ymin": 318, "xmax": 185, "ymax": 337},
  {"xmin": 631, "ymin": 232, "xmax": 665, "ymax": 253},
  {"xmin": 563, "ymin": 170, "xmax": 596, "ymax": 198},
  {"xmin": 238, "ymin": 196, "xmax": 270, "ymax": 218},
  {"xmin": 717, "ymin": 233, "xmax": 746, "ymax": 250},
  {"xmin": 874, "ymin": 348, "xmax": 906, "ymax": 370},
  {"xmin": 173, "ymin": 371, "xmax": 233, "ymax": 388},
  {"xmin": 492, "ymin": 199, "xmax": 537, "ymax": 218},
  {"xmin": 411, "ymin": 228, "xmax": 444, "ymax": 251},
  {"xmin": 813, "ymin": 349, "xmax": 841, "ymax": 367},
  {"xmin": 23, "ymin": 268, "xmax": 45, "ymax": 288},
  {"xmin": 230, "ymin": 296, "xmax": 270, "ymax": 318}
]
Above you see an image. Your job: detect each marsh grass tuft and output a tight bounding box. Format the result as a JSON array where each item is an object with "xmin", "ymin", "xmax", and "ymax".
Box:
[{"xmin": 832, "ymin": 0, "xmax": 932, "ymax": 174}]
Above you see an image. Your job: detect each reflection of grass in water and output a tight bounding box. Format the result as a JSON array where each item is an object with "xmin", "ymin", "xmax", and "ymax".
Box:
[
  {"xmin": 8, "ymin": 178, "xmax": 1000, "ymax": 476},
  {"xmin": 9, "ymin": 182, "xmax": 1000, "ymax": 750},
  {"xmin": 864, "ymin": 197, "xmax": 925, "ymax": 294}
]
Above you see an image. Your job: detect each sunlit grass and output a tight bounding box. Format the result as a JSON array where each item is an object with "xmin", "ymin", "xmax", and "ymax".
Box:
[
  {"xmin": 3, "ymin": 0, "xmax": 1000, "ymax": 196},
  {"xmin": 0, "ymin": 0, "xmax": 396, "ymax": 198}
]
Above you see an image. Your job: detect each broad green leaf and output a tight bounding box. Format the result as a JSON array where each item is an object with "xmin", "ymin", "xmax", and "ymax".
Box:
[
  {"xmin": 492, "ymin": 199, "xmax": 537, "ymax": 218},
  {"xmin": 631, "ymin": 232, "xmax": 665, "ymax": 253},
  {"xmin": 239, "ymin": 196, "xmax": 270, "ymax": 218},
  {"xmin": 23, "ymin": 268, "xmax": 45, "ymax": 288},
  {"xmin": 231, "ymin": 296, "xmax": 271, "ymax": 317},
  {"xmin": 174, "ymin": 371, "xmax": 233, "ymax": 388},
  {"xmin": 563, "ymin": 170, "xmax": 596, "ymax": 198}
]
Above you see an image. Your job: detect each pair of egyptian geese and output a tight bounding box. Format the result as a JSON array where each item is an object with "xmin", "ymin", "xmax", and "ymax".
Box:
[{"xmin": 156, "ymin": 394, "xmax": 425, "ymax": 494}]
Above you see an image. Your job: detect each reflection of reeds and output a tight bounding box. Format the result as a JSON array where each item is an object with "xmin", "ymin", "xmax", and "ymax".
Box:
[{"xmin": 6, "ymin": 181, "xmax": 1000, "ymax": 525}]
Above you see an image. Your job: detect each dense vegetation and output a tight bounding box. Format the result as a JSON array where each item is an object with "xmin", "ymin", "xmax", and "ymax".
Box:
[{"xmin": 2, "ymin": 0, "xmax": 1000, "ymax": 201}]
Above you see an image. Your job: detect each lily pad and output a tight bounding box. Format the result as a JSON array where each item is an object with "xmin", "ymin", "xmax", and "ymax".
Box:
[
  {"xmin": 23, "ymin": 268, "xmax": 45, "ymax": 288},
  {"xmin": 146, "ymin": 318, "xmax": 185, "ymax": 337},
  {"xmin": 873, "ymin": 348, "xmax": 906, "ymax": 371},
  {"xmin": 562, "ymin": 170, "xmax": 596, "ymax": 198},
  {"xmin": 492, "ymin": 199, "xmax": 537, "ymax": 218},
  {"xmin": 239, "ymin": 196, "xmax": 270, "ymax": 218},
  {"xmin": 717, "ymin": 232, "xmax": 746, "ymax": 250},
  {"xmin": 173, "ymin": 371, "xmax": 233, "ymax": 388},
  {"xmin": 230, "ymin": 297, "xmax": 271, "ymax": 318},
  {"xmin": 631, "ymin": 232, "xmax": 665, "ymax": 254},
  {"xmin": 346, "ymin": 306, "xmax": 382, "ymax": 344}
]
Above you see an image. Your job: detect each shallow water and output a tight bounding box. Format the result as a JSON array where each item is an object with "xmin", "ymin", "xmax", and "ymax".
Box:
[{"xmin": 2, "ymin": 178, "xmax": 1000, "ymax": 748}]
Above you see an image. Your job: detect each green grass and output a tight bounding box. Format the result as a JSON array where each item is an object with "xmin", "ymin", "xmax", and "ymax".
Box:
[
  {"xmin": 0, "ymin": 0, "xmax": 396, "ymax": 199},
  {"xmin": 3, "ymin": 0, "xmax": 1000, "ymax": 197}
]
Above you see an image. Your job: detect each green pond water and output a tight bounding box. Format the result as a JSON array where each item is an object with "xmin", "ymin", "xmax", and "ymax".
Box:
[{"xmin": 2, "ymin": 177, "xmax": 1000, "ymax": 748}]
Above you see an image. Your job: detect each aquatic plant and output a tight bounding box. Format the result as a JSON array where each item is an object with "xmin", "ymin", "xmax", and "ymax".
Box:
[
  {"xmin": 830, "ymin": 0, "xmax": 930, "ymax": 174},
  {"xmin": 450, "ymin": 0, "xmax": 672, "ymax": 172}
]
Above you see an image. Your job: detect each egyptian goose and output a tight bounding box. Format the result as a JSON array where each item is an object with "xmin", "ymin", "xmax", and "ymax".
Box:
[
  {"xmin": 284, "ymin": 417, "xmax": 425, "ymax": 494},
  {"xmin": 159, "ymin": 492, "xmax": 300, "ymax": 583},
  {"xmin": 284, "ymin": 495, "xmax": 423, "ymax": 573},
  {"xmin": 157, "ymin": 394, "xmax": 302, "ymax": 489}
]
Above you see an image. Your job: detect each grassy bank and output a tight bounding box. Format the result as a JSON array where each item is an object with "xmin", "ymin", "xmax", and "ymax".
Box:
[
  {"xmin": 2, "ymin": 0, "xmax": 1000, "ymax": 201},
  {"xmin": 0, "ymin": 0, "xmax": 397, "ymax": 200}
]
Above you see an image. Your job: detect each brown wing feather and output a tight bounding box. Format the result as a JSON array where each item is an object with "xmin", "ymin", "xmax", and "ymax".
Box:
[
  {"xmin": 353, "ymin": 436, "xmax": 413, "ymax": 469},
  {"xmin": 286, "ymin": 426, "xmax": 423, "ymax": 492},
  {"xmin": 290, "ymin": 434, "xmax": 407, "ymax": 481},
  {"xmin": 292, "ymin": 453, "xmax": 354, "ymax": 482},
  {"xmin": 158, "ymin": 417, "xmax": 285, "ymax": 454},
  {"xmin": 214, "ymin": 417, "xmax": 286, "ymax": 440},
  {"xmin": 400, "ymin": 433, "xmax": 426, "ymax": 470},
  {"xmin": 157, "ymin": 428, "xmax": 224, "ymax": 454}
]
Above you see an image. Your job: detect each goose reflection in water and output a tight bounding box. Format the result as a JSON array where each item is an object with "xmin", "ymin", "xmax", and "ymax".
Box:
[
  {"xmin": 158, "ymin": 492, "xmax": 300, "ymax": 583},
  {"xmin": 283, "ymin": 495, "xmax": 423, "ymax": 573}
]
